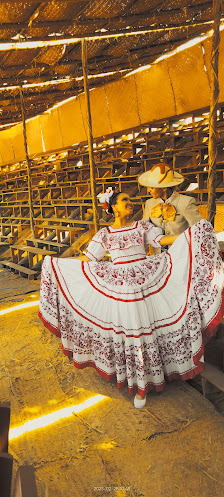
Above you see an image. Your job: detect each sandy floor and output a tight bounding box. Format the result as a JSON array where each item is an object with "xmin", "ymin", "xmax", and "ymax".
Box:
[{"xmin": 0, "ymin": 268, "xmax": 224, "ymax": 497}]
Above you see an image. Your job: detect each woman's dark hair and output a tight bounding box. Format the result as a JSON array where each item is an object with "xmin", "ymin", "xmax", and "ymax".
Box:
[{"xmin": 108, "ymin": 191, "xmax": 121, "ymax": 215}]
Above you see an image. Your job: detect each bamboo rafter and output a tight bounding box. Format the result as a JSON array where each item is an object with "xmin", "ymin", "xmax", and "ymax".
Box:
[
  {"xmin": 19, "ymin": 87, "xmax": 36, "ymax": 240},
  {"xmin": 208, "ymin": 0, "xmax": 222, "ymax": 225},
  {"xmin": 81, "ymin": 39, "xmax": 100, "ymax": 234},
  {"xmin": 0, "ymin": 18, "xmax": 218, "ymax": 34}
]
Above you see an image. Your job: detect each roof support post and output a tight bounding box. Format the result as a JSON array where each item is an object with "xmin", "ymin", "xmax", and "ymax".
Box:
[
  {"xmin": 19, "ymin": 87, "xmax": 36, "ymax": 240},
  {"xmin": 81, "ymin": 38, "xmax": 100, "ymax": 234},
  {"xmin": 208, "ymin": 0, "xmax": 222, "ymax": 226}
]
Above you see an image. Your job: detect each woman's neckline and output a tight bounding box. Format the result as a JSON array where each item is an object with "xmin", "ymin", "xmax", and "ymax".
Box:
[{"xmin": 110, "ymin": 221, "xmax": 137, "ymax": 230}]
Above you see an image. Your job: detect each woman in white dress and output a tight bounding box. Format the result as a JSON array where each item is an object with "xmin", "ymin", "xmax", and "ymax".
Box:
[{"xmin": 39, "ymin": 192, "xmax": 224, "ymax": 408}]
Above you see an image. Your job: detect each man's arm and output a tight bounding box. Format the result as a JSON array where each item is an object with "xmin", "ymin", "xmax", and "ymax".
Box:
[{"xmin": 183, "ymin": 197, "xmax": 202, "ymax": 227}]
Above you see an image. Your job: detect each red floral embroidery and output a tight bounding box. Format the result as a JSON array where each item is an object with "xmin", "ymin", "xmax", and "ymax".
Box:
[
  {"xmin": 89, "ymin": 256, "xmax": 163, "ymax": 287},
  {"xmin": 39, "ymin": 219, "xmax": 224, "ymax": 395},
  {"xmin": 91, "ymin": 221, "xmax": 162, "ymax": 252}
]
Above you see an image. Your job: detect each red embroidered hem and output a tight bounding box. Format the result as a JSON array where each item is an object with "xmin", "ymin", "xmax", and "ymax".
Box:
[
  {"xmin": 38, "ymin": 286, "xmax": 224, "ymax": 397},
  {"xmin": 38, "ymin": 310, "xmax": 61, "ymax": 338},
  {"xmin": 62, "ymin": 344, "xmax": 205, "ymax": 396},
  {"xmin": 202, "ymin": 287, "xmax": 224, "ymax": 345}
]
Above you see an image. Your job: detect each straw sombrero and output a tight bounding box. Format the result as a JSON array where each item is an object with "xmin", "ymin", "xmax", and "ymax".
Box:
[{"xmin": 138, "ymin": 163, "xmax": 184, "ymax": 188}]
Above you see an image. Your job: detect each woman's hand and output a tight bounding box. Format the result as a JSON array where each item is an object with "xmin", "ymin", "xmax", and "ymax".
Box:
[{"xmin": 160, "ymin": 234, "xmax": 179, "ymax": 246}]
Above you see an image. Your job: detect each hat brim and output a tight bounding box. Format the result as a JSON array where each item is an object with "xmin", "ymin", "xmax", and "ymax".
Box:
[{"xmin": 138, "ymin": 171, "xmax": 184, "ymax": 188}]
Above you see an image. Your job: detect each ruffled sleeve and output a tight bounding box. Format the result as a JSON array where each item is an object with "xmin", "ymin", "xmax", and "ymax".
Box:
[
  {"xmin": 84, "ymin": 228, "xmax": 107, "ymax": 261},
  {"xmin": 139, "ymin": 220, "xmax": 164, "ymax": 248}
]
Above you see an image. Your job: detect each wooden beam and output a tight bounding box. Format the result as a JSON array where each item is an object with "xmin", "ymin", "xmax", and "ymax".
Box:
[
  {"xmin": 0, "ymin": 21, "xmax": 76, "ymax": 30},
  {"xmin": 0, "ymin": 68, "xmax": 129, "ymax": 86},
  {"xmin": 19, "ymin": 87, "xmax": 36, "ymax": 240},
  {"xmin": 0, "ymin": 21, "xmax": 217, "ymax": 47},
  {"xmin": 14, "ymin": 466, "xmax": 38, "ymax": 497},
  {"xmin": 0, "ymin": 0, "xmax": 81, "ymax": 2},
  {"xmin": 0, "ymin": 403, "xmax": 10, "ymax": 453},
  {"xmin": 0, "ymin": 58, "xmax": 111, "ymax": 73},
  {"xmin": 0, "ymin": 453, "xmax": 13, "ymax": 497},
  {"xmin": 0, "ymin": 16, "xmax": 218, "ymax": 32},
  {"xmin": 81, "ymin": 39, "xmax": 99, "ymax": 234},
  {"xmin": 208, "ymin": 0, "xmax": 222, "ymax": 225}
]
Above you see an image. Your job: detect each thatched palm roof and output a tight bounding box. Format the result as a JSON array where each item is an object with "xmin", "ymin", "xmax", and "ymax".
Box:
[{"xmin": 0, "ymin": 0, "xmax": 223, "ymax": 126}]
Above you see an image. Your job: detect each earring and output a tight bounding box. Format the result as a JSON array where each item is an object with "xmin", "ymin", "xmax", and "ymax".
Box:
[{"xmin": 115, "ymin": 211, "xmax": 119, "ymax": 218}]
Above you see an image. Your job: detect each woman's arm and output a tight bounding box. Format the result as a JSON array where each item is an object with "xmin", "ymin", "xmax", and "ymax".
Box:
[
  {"xmin": 84, "ymin": 228, "xmax": 107, "ymax": 261},
  {"xmin": 160, "ymin": 234, "xmax": 179, "ymax": 245}
]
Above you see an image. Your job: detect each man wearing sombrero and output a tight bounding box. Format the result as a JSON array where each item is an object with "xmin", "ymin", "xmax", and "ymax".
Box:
[{"xmin": 138, "ymin": 163, "xmax": 201, "ymax": 250}]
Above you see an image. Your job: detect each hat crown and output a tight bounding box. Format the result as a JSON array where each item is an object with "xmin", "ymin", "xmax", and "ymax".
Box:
[
  {"xmin": 138, "ymin": 163, "xmax": 184, "ymax": 188},
  {"xmin": 150, "ymin": 164, "xmax": 173, "ymax": 185}
]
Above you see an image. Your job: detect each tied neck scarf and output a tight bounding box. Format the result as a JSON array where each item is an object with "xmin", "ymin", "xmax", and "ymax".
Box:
[{"xmin": 150, "ymin": 202, "xmax": 176, "ymax": 222}]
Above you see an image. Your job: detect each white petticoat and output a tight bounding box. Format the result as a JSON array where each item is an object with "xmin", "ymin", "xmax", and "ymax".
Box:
[{"xmin": 39, "ymin": 220, "xmax": 224, "ymax": 396}]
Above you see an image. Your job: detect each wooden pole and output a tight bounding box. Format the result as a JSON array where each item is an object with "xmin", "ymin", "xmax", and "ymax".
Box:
[
  {"xmin": 81, "ymin": 38, "xmax": 100, "ymax": 234},
  {"xmin": 208, "ymin": 0, "xmax": 222, "ymax": 226},
  {"xmin": 19, "ymin": 87, "xmax": 36, "ymax": 239}
]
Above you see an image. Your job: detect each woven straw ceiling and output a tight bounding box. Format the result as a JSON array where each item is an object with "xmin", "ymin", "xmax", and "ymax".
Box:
[{"xmin": 0, "ymin": 0, "xmax": 223, "ymax": 126}]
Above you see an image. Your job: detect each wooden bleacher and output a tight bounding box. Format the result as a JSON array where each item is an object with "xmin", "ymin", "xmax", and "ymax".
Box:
[
  {"xmin": 1, "ymin": 106, "xmax": 224, "ymax": 280},
  {"xmin": 0, "ymin": 261, "xmax": 37, "ymax": 280},
  {"xmin": 10, "ymin": 244, "xmax": 57, "ymax": 267}
]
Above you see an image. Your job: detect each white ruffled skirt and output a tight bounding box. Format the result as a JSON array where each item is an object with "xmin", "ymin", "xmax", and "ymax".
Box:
[{"xmin": 39, "ymin": 220, "xmax": 224, "ymax": 396}]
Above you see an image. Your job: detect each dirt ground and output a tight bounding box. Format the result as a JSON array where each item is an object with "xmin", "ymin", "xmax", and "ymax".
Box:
[{"xmin": 0, "ymin": 268, "xmax": 224, "ymax": 497}]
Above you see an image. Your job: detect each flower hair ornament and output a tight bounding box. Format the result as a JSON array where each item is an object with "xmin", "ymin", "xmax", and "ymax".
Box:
[{"xmin": 98, "ymin": 187, "xmax": 116, "ymax": 216}]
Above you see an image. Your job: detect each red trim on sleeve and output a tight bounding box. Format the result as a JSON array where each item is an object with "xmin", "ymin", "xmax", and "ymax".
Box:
[
  {"xmin": 85, "ymin": 250, "xmax": 98, "ymax": 261},
  {"xmin": 152, "ymin": 234, "xmax": 163, "ymax": 246}
]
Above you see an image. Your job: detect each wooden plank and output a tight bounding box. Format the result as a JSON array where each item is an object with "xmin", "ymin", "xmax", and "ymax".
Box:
[
  {"xmin": 34, "ymin": 217, "xmax": 109, "ymax": 226},
  {"xmin": 0, "ymin": 453, "xmax": 13, "ymax": 497},
  {"xmin": 10, "ymin": 245, "xmax": 56, "ymax": 256},
  {"xmin": 0, "ymin": 261, "xmax": 37, "ymax": 279},
  {"xmin": 13, "ymin": 465, "xmax": 38, "ymax": 497},
  {"xmin": 0, "ymin": 221, "xmax": 30, "ymax": 225},
  {"xmin": 0, "ymin": 236, "xmax": 13, "ymax": 243},
  {"xmin": 0, "ymin": 402, "xmax": 10, "ymax": 453},
  {"xmin": 40, "ymin": 225, "xmax": 85, "ymax": 231},
  {"xmin": 35, "ymin": 217, "xmax": 93, "ymax": 225},
  {"xmin": 28, "ymin": 252, "xmax": 34, "ymax": 269},
  {"xmin": 200, "ymin": 362, "xmax": 224, "ymax": 395},
  {"xmin": 208, "ymin": 0, "xmax": 222, "ymax": 225},
  {"xmin": 27, "ymin": 238, "xmax": 68, "ymax": 249}
]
